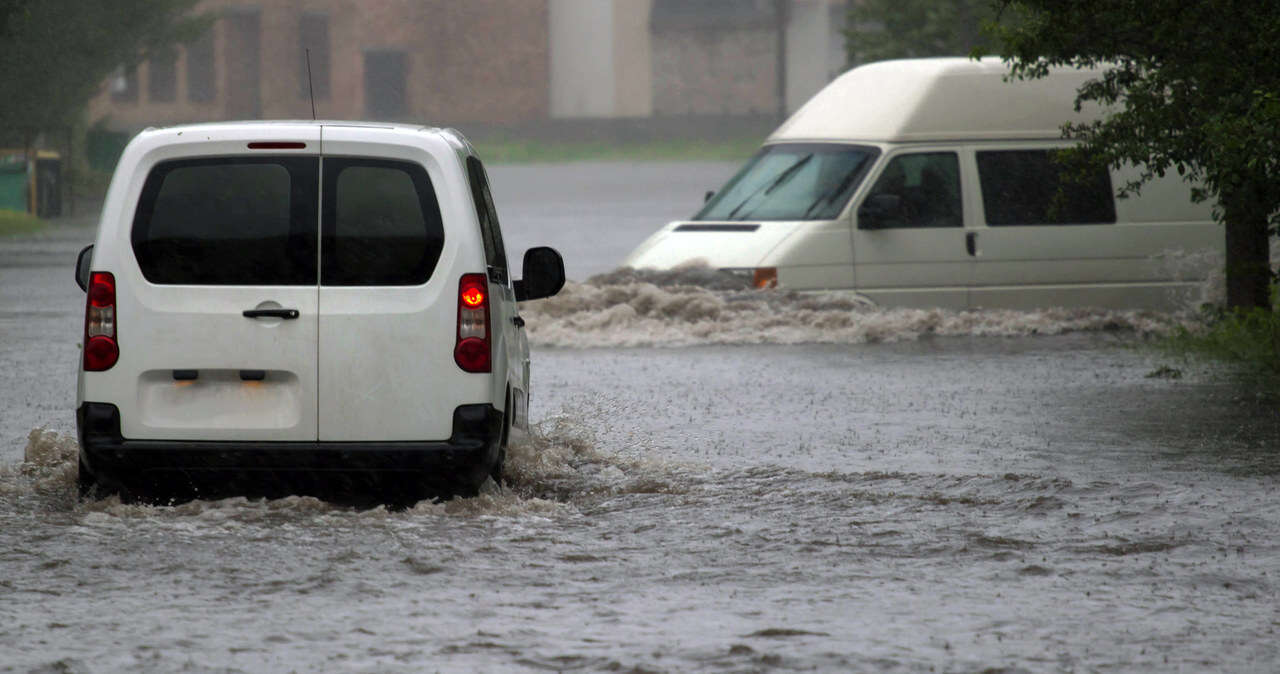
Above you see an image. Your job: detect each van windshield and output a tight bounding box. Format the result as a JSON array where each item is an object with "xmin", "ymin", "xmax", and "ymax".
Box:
[{"xmin": 695, "ymin": 143, "xmax": 878, "ymax": 221}]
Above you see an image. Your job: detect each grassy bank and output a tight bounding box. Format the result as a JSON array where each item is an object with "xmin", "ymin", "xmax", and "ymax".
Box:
[
  {"xmin": 470, "ymin": 136, "xmax": 761, "ymax": 164},
  {"xmin": 1161, "ymin": 299, "xmax": 1280, "ymax": 377},
  {"xmin": 0, "ymin": 209, "xmax": 43, "ymax": 237}
]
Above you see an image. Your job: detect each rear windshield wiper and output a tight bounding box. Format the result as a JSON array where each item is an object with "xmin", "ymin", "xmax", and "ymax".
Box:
[{"xmin": 725, "ymin": 154, "xmax": 814, "ymax": 220}]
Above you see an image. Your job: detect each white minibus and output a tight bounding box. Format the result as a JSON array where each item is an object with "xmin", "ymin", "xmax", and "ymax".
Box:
[{"xmin": 623, "ymin": 58, "xmax": 1221, "ymax": 310}]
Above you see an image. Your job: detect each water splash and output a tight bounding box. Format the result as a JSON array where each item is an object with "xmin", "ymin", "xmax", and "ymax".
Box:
[
  {"xmin": 2, "ymin": 415, "xmax": 693, "ymax": 519},
  {"xmin": 0, "ymin": 428, "xmax": 78, "ymax": 507},
  {"xmin": 521, "ymin": 265, "xmax": 1190, "ymax": 348}
]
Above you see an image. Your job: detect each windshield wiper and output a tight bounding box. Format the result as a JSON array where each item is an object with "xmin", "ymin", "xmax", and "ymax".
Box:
[
  {"xmin": 725, "ymin": 154, "xmax": 813, "ymax": 220},
  {"xmin": 801, "ymin": 157, "xmax": 867, "ymax": 219}
]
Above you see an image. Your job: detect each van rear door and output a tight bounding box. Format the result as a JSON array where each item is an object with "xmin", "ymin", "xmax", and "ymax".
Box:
[
  {"xmin": 119, "ymin": 142, "xmax": 321, "ymax": 441},
  {"xmin": 315, "ymin": 127, "xmax": 462, "ymax": 442}
]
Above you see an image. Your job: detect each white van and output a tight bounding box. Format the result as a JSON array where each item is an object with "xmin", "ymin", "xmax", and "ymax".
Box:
[
  {"xmin": 73, "ymin": 121, "xmax": 564, "ymax": 503},
  {"xmin": 623, "ymin": 58, "xmax": 1222, "ymax": 310}
]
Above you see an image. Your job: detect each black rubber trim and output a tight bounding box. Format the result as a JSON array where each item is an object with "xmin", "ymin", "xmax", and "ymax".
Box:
[
  {"xmin": 674, "ymin": 224, "xmax": 760, "ymax": 232},
  {"xmin": 172, "ymin": 369, "xmax": 198, "ymax": 381},
  {"xmin": 76, "ymin": 402, "xmax": 503, "ymax": 500},
  {"xmin": 239, "ymin": 370, "xmax": 266, "ymax": 381}
]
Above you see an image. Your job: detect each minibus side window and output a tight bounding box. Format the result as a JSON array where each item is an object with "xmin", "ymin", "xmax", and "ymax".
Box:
[
  {"xmin": 858, "ymin": 153, "xmax": 961, "ymax": 229},
  {"xmin": 976, "ymin": 150, "xmax": 1116, "ymax": 226}
]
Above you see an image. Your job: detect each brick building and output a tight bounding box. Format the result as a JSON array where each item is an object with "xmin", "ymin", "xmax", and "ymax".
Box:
[
  {"xmin": 88, "ymin": 0, "xmax": 550, "ymax": 131},
  {"xmin": 87, "ymin": 0, "xmax": 847, "ymax": 136}
]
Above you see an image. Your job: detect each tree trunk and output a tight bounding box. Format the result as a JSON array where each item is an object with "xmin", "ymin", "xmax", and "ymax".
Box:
[{"xmin": 1221, "ymin": 185, "xmax": 1273, "ymax": 310}]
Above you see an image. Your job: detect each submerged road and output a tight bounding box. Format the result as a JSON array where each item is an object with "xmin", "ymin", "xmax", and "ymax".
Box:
[{"xmin": 2, "ymin": 161, "xmax": 1278, "ymax": 672}]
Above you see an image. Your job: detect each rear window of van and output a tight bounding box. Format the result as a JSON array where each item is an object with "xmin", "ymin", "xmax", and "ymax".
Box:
[
  {"xmin": 321, "ymin": 158, "xmax": 445, "ymax": 286},
  {"xmin": 131, "ymin": 157, "xmax": 319, "ymax": 285},
  {"xmin": 131, "ymin": 155, "xmax": 446, "ymax": 286}
]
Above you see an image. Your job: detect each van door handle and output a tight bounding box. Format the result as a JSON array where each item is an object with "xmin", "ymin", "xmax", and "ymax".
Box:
[
  {"xmin": 965, "ymin": 232, "xmax": 977, "ymax": 257},
  {"xmin": 243, "ymin": 308, "xmax": 299, "ymax": 319}
]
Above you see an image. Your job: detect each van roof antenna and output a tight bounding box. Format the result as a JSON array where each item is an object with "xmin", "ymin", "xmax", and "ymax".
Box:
[{"xmin": 305, "ymin": 48, "xmax": 317, "ymax": 120}]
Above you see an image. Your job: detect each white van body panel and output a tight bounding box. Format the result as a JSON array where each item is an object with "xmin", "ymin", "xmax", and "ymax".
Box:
[
  {"xmin": 624, "ymin": 221, "xmax": 804, "ymax": 269},
  {"xmin": 623, "ymin": 59, "xmax": 1224, "ymax": 311},
  {"xmin": 84, "ymin": 123, "xmax": 323, "ymax": 441},
  {"xmin": 78, "ymin": 121, "xmax": 521, "ymax": 444},
  {"xmin": 770, "ymin": 59, "xmax": 1102, "ymax": 143},
  {"xmin": 316, "ymin": 126, "xmax": 490, "ymax": 442}
]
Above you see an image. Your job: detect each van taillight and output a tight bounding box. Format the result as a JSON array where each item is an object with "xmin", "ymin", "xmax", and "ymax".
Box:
[
  {"xmin": 83, "ymin": 272, "xmax": 118, "ymax": 371},
  {"xmin": 454, "ymin": 273, "xmax": 491, "ymax": 373}
]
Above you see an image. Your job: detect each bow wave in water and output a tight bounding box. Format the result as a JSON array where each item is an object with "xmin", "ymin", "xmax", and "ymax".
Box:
[
  {"xmin": 1, "ymin": 417, "xmax": 700, "ymax": 520},
  {"xmin": 520, "ymin": 265, "xmax": 1201, "ymax": 349}
]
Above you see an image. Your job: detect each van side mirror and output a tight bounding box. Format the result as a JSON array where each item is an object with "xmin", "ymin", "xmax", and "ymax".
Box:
[
  {"xmin": 514, "ymin": 246, "xmax": 565, "ymax": 302},
  {"xmin": 75, "ymin": 244, "xmax": 93, "ymax": 291},
  {"xmin": 858, "ymin": 194, "xmax": 901, "ymax": 230}
]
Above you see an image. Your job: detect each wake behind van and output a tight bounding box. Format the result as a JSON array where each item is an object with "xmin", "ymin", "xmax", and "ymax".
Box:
[
  {"xmin": 74, "ymin": 121, "xmax": 564, "ymax": 503},
  {"xmin": 623, "ymin": 58, "xmax": 1222, "ymax": 310}
]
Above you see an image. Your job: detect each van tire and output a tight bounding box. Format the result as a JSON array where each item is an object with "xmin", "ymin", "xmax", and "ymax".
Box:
[
  {"xmin": 76, "ymin": 456, "xmax": 96, "ymax": 499},
  {"xmin": 490, "ymin": 390, "xmax": 511, "ymax": 486},
  {"xmin": 77, "ymin": 457, "xmax": 125, "ymax": 501}
]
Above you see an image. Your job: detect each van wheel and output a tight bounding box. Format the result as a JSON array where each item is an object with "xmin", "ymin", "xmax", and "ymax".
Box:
[
  {"xmin": 78, "ymin": 457, "xmax": 126, "ymax": 501},
  {"xmin": 76, "ymin": 456, "xmax": 96, "ymax": 499}
]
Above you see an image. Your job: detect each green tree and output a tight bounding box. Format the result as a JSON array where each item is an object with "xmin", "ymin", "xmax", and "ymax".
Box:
[
  {"xmin": 0, "ymin": 0, "xmax": 207, "ymax": 147},
  {"xmin": 991, "ymin": 0, "xmax": 1280, "ymax": 310},
  {"xmin": 845, "ymin": 0, "xmax": 995, "ymax": 64}
]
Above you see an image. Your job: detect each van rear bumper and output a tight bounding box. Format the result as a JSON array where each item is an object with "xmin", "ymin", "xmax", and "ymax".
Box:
[{"xmin": 76, "ymin": 402, "xmax": 503, "ymax": 502}]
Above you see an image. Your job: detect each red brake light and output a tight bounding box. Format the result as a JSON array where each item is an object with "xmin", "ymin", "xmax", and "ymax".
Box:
[
  {"xmin": 88, "ymin": 271, "xmax": 115, "ymax": 307},
  {"xmin": 247, "ymin": 141, "xmax": 307, "ymax": 149},
  {"xmin": 455, "ymin": 273, "xmax": 491, "ymax": 372},
  {"xmin": 83, "ymin": 272, "xmax": 119, "ymax": 371},
  {"xmin": 461, "ymin": 286, "xmax": 485, "ymax": 307}
]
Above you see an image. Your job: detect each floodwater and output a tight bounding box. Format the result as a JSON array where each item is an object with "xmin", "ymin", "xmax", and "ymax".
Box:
[{"xmin": 2, "ymin": 162, "xmax": 1279, "ymax": 672}]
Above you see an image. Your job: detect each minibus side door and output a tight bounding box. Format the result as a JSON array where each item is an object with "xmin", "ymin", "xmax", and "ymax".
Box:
[
  {"xmin": 850, "ymin": 150, "xmax": 971, "ymax": 309},
  {"xmin": 967, "ymin": 144, "xmax": 1219, "ymax": 309}
]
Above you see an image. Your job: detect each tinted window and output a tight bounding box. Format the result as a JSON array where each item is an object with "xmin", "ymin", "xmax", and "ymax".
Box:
[
  {"xmin": 977, "ymin": 150, "xmax": 1116, "ymax": 226},
  {"xmin": 696, "ymin": 143, "xmax": 877, "ymax": 221},
  {"xmin": 321, "ymin": 158, "xmax": 444, "ymax": 286},
  {"xmin": 466, "ymin": 156, "xmax": 508, "ymax": 276},
  {"xmin": 859, "ymin": 152, "xmax": 962, "ymax": 229},
  {"xmin": 131, "ymin": 157, "xmax": 318, "ymax": 285}
]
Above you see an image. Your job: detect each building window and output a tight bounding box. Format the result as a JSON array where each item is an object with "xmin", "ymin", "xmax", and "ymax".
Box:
[
  {"xmin": 187, "ymin": 30, "xmax": 215, "ymax": 103},
  {"xmin": 364, "ymin": 50, "xmax": 406, "ymax": 119},
  {"xmin": 148, "ymin": 48, "xmax": 177, "ymax": 102},
  {"xmin": 224, "ymin": 10, "xmax": 262, "ymax": 119},
  {"xmin": 299, "ymin": 13, "xmax": 330, "ymax": 101},
  {"xmin": 110, "ymin": 65, "xmax": 138, "ymax": 103}
]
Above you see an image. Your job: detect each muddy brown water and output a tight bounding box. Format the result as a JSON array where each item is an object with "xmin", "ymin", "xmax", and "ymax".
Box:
[{"xmin": 2, "ymin": 163, "xmax": 1278, "ymax": 672}]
